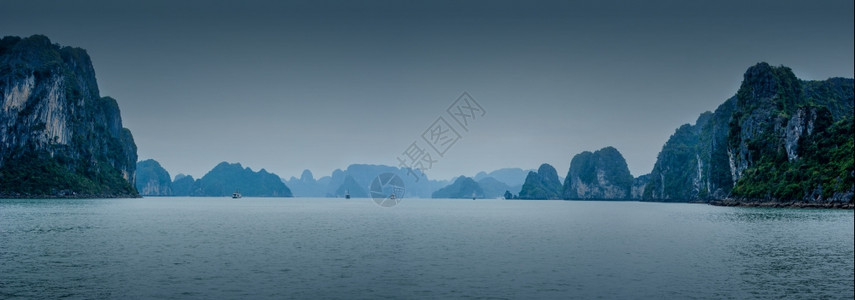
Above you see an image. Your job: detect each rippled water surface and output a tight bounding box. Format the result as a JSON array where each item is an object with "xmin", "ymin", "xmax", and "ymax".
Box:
[{"xmin": 1, "ymin": 198, "xmax": 852, "ymax": 299}]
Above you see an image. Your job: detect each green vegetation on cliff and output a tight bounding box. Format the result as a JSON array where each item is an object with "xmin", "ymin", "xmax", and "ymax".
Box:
[
  {"xmin": 643, "ymin": 122, "xmax": 704, "ymax": 201},
  {"xmin": 728, "ymin": 64, "xmax": 853, "ymax": 202},
  {"xmin": 0, "ymin": 148, "xmax": 135, "ymax": 197},
  {"xmin": 0, "ymin": 35, "xmax": 138, "ymax": 198},
  {"xmin": 732, "ymin": 114, "xmax": 853, "ymax": 201},
  {"xmin": 519, "ymin": 164, "xmax": 562, "ymax": 200},
  {"xmin": 563, "ymin": 147, "xmax": 633, "ymax": 200},
  {"xmin": 645, "ymin": 62, "xmax": 853, "ymax": 203}
]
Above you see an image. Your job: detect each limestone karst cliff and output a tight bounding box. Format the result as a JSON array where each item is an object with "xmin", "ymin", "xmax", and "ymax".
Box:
[
  {"xmin": 562, "ymin": 147, "xmax": 634, "ymax": 200},
  {"xmin": 518, "ymin": 164, "xmax": 562, "ymax": 200},
  {"xmin": 644, "ymin": 63, "xmax": 853, "ymax": 203},
  {"xmin": 0, "ymin": 35, "xmax": 138, "ymax": 197},
  {"xmin": 135, "ymin": 159, "xmax": 172, "ymax": 196}
]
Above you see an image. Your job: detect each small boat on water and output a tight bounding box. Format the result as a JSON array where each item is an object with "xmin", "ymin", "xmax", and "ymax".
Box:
[
  {"xmin": 345, "ymin": 190, "xmax": 351, "ymax": 199},
  {"xmin": 232, "ymin": 190, "xmax": 242, "ymax": 199}
]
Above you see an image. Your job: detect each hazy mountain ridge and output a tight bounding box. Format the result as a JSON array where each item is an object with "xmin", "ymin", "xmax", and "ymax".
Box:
[
  {"xmin": 135, "ymin": 160, "xmax": 293, "ymax": 197},
  {"xmin": 473, "ymin": 168, "xmax": 531, "ymax": 189},
  {"xmin": 432, "ymin": 176, "xmax": 484, "ymax": 199},
  {"xmin": 0, "ymin": 35, "xmax": 138, "ymax": 198},
  {"xmin": 190, "ymin": 162, "xmax": 292, "ymax": 197},
  {"xmin": 477, "ymin": 177, "xmax": 512, "ymax": 198},
  {"xmin": 285, "ymin": 169, "xmax": 330, "ymax": 197},
  {"xmin": 286, "ymin": 164, "xmax": 450, "ymax": 198},
  {"xmin": 335, "ymin": 175, "xmax": 367, "ymax": 198}
]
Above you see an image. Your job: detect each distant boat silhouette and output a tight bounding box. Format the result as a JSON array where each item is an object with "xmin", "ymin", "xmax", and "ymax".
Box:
[
  {"xmin": 345, "ymin": 190, "xmax": 351, "ymax": 199},
  {"xmin": 232, "ymin": 190, "xmax": 242, "ymax": 199}
]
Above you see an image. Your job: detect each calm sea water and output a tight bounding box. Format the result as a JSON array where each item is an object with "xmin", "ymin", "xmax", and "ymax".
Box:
[{"xmin": 1, "ymin": 198, "xmax": 852, "ymax": 299}]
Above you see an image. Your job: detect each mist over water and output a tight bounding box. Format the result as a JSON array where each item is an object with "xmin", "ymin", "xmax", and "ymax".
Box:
[{"xmin": 1, "ymin": 198, "xmax": 853, "ymax": 299}]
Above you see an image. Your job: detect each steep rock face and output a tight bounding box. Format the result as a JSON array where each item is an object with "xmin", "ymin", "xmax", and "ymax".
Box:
[
  {"xmin": 783, "ymin": 107, "xmax": 828, "ymax": 161},
  {"xmin": 0, "ymin": 35, "xmax": 137, "ymax": 197},
  {"xmin": 518, "ymin": 164, "xmax": 562, "ymax": 200},
  {"xmin": 730, "ymin": 105, "xmax": 851, "ymax": 202},
  {"xmin": 645, "ymin": 62, "xmax": 853, "ymax": 202},
  {"xmin": 644, "ymin": 100, "xmax": 735, "ymax": 201},
  {"xmin": 135, "ymin": 159, "xmax": 172, "ymax": 196},
  {"xmin": 562, "ymin": 147, "xmax": 633, "ymax": 200},
  {"xmin": 727, "ymin": 63, "xmax": 802, "ymax": 182},
  {"xmin": 725, "ymin": 64, "xmax": 853, "ymax": 202},
  {"xmin": 631, "ymin": 174, "xmax": 650, "ymax": 200},
  {"xmin": 644, "ymin": 120, "xmax": 707, "ymax": 201},
  {"xmin": 432, "ymin": 176, "xmax": 484, "ymax": 199}
]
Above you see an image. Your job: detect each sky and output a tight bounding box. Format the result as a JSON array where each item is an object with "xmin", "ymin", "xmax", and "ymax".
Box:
[{"xmin": 2, "ymin": 0, "xmax": 853, "ymax": 181}]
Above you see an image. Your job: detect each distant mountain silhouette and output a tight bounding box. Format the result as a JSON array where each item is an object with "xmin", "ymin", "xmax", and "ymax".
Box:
[
  {"xmin": 477, "ymin": 177, "xmax": 511, "ymax": 198},
  {"xmin": 170, "ymin": 162, "xmax": 292, "ymax": 197},
  {"xmin": 432, "ymin": 176, "xmax": 484, "ymax": 199}
]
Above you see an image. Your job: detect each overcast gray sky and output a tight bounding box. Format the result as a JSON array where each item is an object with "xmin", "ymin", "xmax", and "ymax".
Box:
[{"xmin": 2, "ymin": 0, "xmax": 853, "ymax": 180}]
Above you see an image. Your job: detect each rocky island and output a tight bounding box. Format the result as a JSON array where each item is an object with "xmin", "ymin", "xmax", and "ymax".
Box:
[
  {"xmin": 0, "ymin": 35, "xmax": 138, "ymax": 198},
  {"xmin": 518, "ymin": 164, "xmax": 562, "ymax": 200},
  {"xmin": 644, "ymin": 63, "xmax": 853, "ymax": 206},
  {"xmin": 563, "ymin": 147, "xmax": 634, "ymax": 200}
]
